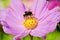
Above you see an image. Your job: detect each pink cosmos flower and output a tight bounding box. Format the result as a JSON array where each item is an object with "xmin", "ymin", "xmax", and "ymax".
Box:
[
  {"xmin": 0, "ymin": 0, "xmax": 60, "ymax": 40},
  {"xmin": 48, "ymin": 0, "xmax": 60, "ymax": 10}
]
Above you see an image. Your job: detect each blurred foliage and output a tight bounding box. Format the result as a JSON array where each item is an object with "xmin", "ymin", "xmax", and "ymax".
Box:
[
  {"xmin": 33, "ymin": 36, "xmax": 43, "ymax": 40},
  {"xmin": 0, "ymin": 31, "xmax": 13, "ymax": 40},
  {"xmin": 0, "ymin": 0, "xmax": 10, "ymax": 8},
  {"xmin": 21, "ymin": 35, "xmax": 31, "ymax": 40},
  {"xmin": 46, "ymin": 30, "xmax": 60, "ymax": 40}
]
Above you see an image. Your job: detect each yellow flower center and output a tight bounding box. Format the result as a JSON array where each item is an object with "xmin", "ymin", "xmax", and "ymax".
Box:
[{"xmin": 23, "ymin": 17, "xmax": 38, "ymax": 29}]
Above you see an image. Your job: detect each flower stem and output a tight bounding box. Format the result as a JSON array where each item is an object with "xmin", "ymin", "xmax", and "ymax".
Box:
[
  {"xmin": 29, "ymin": 34, "xmax": 33, "ymax": 40},
  {"xmin": 0, "ymin": 24, "xmax": 3, "ymax": 32}
]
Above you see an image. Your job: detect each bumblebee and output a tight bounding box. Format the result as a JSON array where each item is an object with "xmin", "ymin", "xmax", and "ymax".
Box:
[{"xmin": 23, "ymin": 11, "xmax": 33, "ymax": 17}]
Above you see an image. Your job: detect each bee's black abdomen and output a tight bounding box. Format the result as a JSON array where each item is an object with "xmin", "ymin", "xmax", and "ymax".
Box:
[
  {"xmin": 25, "ymin": 11, "xmax": 32, "ymax": 15},
  {"xmin": 27, "ymin": 12, "xmax": 32, "ymax": 15},
  {"xmin": 23, "ymin": 11, "xmax": 32, "ymax": 17}
]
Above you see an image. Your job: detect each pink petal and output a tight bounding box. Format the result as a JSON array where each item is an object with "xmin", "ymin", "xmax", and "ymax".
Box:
[
  {"xmin": 0, "ymin": 9, "xmax": 7, "ymax": 21},
  {"xmin": 38, "ymin": 7, "xmax": 59, "ymax": 22},
  {"xmin": 8, "ymin": 0, "xmax": 25, "ymax": 19},
  {"xmin": 30, "ymin": 7, "xmax": 60, "ymax": 37},
  {"xmin": 32, "ymin": 0, "xmax": 47, "ymax": 18},
  {"xmin": 48, "ymin": 1, "xmax": 59, "ymax": 10},
  {"xmin": 13, "ymin": 30, "xmax": 31, "ymax": 40},
  {"xmin": 3, "ymin": 21, "xmax": 31, "ymax": 36},
  {"xmin": 30, "ymin": 21, "xmax": 57, "ymax": 37}
]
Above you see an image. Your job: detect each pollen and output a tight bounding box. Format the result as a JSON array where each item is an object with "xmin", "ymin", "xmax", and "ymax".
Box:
[{"xmin": 23, "ymin": 17, "xmax": 38, "ymax": 29}]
